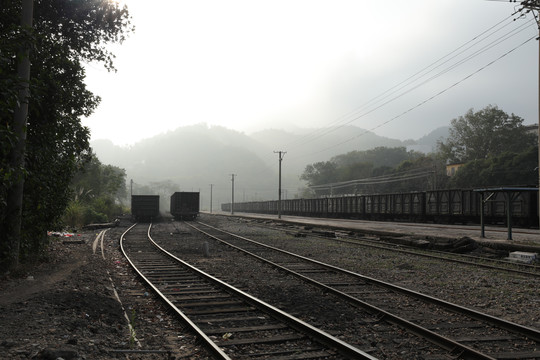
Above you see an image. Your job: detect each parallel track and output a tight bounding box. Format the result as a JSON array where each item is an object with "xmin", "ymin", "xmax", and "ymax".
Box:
[
  {"xmin": 188, "ymin": 220, "xmax": 540, "ymax": 360},
  {"xmin": 248, "ymin": 220, "xmax": 540, "ymax": 278},
  {"xmin": 120, "ymin": 223, "xmax": 375, "ymax": 359}
]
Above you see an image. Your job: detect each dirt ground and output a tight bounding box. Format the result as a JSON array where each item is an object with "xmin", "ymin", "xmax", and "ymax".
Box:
[
  {"xmin": 2, "ymin": 216, "xmax": 539, "ymax": 359},
  {"xmin": 0, "ymin": 226, "xmax": 208, "ymax": 360}
]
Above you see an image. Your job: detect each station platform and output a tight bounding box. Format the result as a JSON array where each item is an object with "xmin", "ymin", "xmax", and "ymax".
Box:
[{"xmin": 206, "ymin": 211, "xmax": 540, "ymax": 254}]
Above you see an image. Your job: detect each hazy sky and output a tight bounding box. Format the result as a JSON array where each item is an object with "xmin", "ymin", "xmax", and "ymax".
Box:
[{"xmin": 82, "ymin": 0, "xmax": 539, "ymax": 146}]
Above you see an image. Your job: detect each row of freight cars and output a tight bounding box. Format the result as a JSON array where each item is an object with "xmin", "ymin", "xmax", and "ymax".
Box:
[
  {"xmin": 221, "ymin": 188, "xmax": 539, "ymax": 227},
  {"xmin": 131, "ymin": 192, "xmax": 200, "ymax": 222}
]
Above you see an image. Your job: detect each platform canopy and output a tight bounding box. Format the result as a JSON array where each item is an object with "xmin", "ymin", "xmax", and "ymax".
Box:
[{"xmin": 473, "ymin": 187, "xmax": 538, "ymax": 240}]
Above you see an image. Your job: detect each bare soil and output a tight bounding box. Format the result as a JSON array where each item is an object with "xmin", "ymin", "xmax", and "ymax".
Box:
[
  {"xmin": 1, "ymin": 215, "xmax": 539, "ymax": 360},
  {"xmin": 0, "ymin": 224, "xmax": 209, "ymax": 360}
]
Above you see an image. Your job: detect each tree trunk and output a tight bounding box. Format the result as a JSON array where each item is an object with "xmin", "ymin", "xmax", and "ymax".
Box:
[{"xmin": 1, "ymin": 0, "xmax": 33, "ymax": 273}]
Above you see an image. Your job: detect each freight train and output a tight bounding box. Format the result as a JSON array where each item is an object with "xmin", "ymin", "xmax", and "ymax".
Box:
[
  {"xmin": 221, "ymin": 188, "xmax": 539, "ymax": 228},
  {"xmin": 131, "ymin": 192, "xmax": 200, "ymax": 222},
  {"xmin": 131, "ymin": 195, "xmax": 160, "ymax": 222},
  {"xmin": 170, "ymin": 191, "xmax": 200, "ymax": 220}
]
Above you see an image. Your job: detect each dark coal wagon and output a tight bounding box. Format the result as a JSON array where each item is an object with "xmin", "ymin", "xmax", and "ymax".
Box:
[{"xmin": 170, "ymin": 192, "xmax": 200, "ymax": 220}]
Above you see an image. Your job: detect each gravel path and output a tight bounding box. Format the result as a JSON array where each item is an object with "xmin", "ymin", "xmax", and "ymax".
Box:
[{"xmin": 0, "ymin": 214, "xmax": 538, "ymax": 359}]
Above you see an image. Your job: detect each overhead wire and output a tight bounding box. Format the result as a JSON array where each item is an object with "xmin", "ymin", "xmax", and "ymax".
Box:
[
  {"xmin": 287, "ymin": 14, "xmax": 523, "ymax": 150},
  {"xmin": 251, "ymin": 11, "xmax": 537, "ymax": 197},
  {"xmin": 298, "ymin": 33, "xmax": 537, "ymax": 160},
  {"xmin": 260, "ymin": 13, "xmax": 536, "ymax": 163},
  {"xmin": 309, "ymin": 167, "xmax": 435, "ymax": 191}
]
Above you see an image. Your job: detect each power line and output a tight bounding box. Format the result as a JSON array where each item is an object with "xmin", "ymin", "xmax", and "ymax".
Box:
[
  {"xmin": 290, "ymin": 33, "xmax": 537, "ymax": 161},
  {"xmin": 309, "ymin": 168, "xmax": 435, "ymax": 191},
  {"xmin": 275, "ymin": 14, "xmax": 536, "ymax": 162},
  {"xmin": 288, "ymin": 14, "xmax": 525, "ymax": 151}
]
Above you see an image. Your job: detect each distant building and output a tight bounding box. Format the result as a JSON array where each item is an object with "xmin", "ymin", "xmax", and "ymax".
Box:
[
  {"xmin": 446, "ymin": 163, "xmax": 463, "ymax": 177},
  {"xmin": 524, "ymin": 124, "xmax": 538, "ymax": 137}
]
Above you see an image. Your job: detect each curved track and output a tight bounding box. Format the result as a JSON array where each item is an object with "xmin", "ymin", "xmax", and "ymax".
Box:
[
  {"xmin": 186, "ymin": 220, "xmax": 540, "ymax": 360},
  {"xmin": 120, "ymin": 223, "xmax": 375, "ymax": 359}
]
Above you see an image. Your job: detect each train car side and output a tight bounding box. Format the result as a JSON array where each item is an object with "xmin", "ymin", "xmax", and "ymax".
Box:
[
  {"xmin": 170, "ymin": 192, "xmax": 200, "ymax": 220},
  {"xmin": 131, "ymin": 195, "xmax": 160, "ymax": 222},
  {"xmin": 221, "ymin": 187, "xmax": 538, "ymax": 228}
]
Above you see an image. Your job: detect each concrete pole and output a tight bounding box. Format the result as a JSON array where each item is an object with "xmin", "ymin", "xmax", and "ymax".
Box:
[
  {"xmin": 274, "ymin": 151, "xmax": 286, "ymax": 219},
  {"xmin": 209, "ymin": 184, "xmax": 213, "ymax": 213},
  {"xmin": 537, "ymin": 21, "xmax": 540, "ymax": 229},
  {"xmin": 231, "ymin": 176, "xmax": 234, "ymax": 215}
]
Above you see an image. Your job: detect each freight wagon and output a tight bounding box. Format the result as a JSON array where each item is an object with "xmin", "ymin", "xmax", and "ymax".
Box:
[
  {"xmin": 131, "ymin": 195, "xmax": 160, "ymax": 222},
  {"xmin": 221, "ymin": 188, "xmax": 538, "ymax": 228},
  {"xmin": 170, "ymin": 192, "xmax": 200, "ymax": 220}
]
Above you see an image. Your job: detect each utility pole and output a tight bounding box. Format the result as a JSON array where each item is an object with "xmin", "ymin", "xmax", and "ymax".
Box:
[
  {"xmin": 209, "ymin": 184, "xmax": 213, "ymax": 213},
  {"xmin": 274, "ymin": 151, "xmax": 286, "ymax": 219},
  {"xmin": 512, "ymin": 1, "xmax": 540, "ymax": 228},
  {"xmin": 130, "ymin": 179, "xmax": 134, "ymax": 209},
  {"xmin": 230, "ymin": 174, "xmax": 236, "ymax": 215}
]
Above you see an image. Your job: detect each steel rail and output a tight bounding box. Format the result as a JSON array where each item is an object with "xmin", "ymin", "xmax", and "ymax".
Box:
[
  {"xmin": 193, "ymin": 221, "xmax": 540, "ymax": 349},
  {"xmin": 253, "ymin": 221, "xmax": 540, "ymax": 277},
  {"xmin": 122, "ymin": 222, "xmax": 377, "ymax": 359},
  {"xmin": 190, "ymin": 221, "xmax": 496, "ymax": 360},
  {"xmin": 146, "ymin": 223, "xmax": 376, "ymax": 359},
  {"xmin": 338, "ymin": 236, "xmax": 540, "ymax": 276},
  {"xmin": 120, "ymin": 223, "xmax": 231, "ymax": 359}
]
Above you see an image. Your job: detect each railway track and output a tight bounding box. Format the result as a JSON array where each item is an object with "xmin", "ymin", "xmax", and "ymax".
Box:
[
  {"xmin": 120, "ymin": 223, "xmax": 375, "ymax": 359},
  {"xmin": 180, "ymin": 220, "xmax": 540, "ymax": 360},
  {"xmin": 243, "ymin": 219, "xmax": 540, "ymax": 278},
  {"xmin": 341, "ymin": 235, "xmax": 540, "ymax": 277}
]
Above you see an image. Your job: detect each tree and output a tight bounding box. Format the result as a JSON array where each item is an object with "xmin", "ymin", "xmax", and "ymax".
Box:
[
  {"xmin": 71, "ymin": 155, "xmax": 127, "ymax": 204},
  {"xmin": 0, "ymin": 0, "xmax": 133, "ymax": 271},
  {"xmin": 449, "ymin": 146, "xmax": 538, "ymax": 188},
  {"xmin": 300, "ymin": 161, "xmax": 338, "ymax": 187},
  {"xmin": 390, "ymin": 154, "xmax": 448, "ymax": 192},
  {"xmin": 64, "ymin": 154, "xmax": 127, "ymax": 228},
  {"xmin": 333, "ymin": 147, "xmax": 421, "ymax": 169},
  {"xmin": 437, "ymin": 105, "xmax": 535, "ymax": 164},
  {"xmin": 300, "ymin": 147, "xmax": 426, "ymax": 195}
]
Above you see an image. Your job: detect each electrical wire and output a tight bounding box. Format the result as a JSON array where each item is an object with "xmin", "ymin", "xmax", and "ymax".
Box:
[
  {"xmin": 293, "ymin": 33, "xmax": 537, "ymax": 161},
  {"xmin": 309, "ymin": 166, "xmax": 435, "ymax": 190},
  {"xmin": 253, "ymin": 10, "xmax": 537, "ymax": 198},
  {"xmin": 254, "ymin": 13, "xmax": 536, "ymax": 164},
  {"xmin": 287, "ymin": 15, "xmax": 525, "ymax": 150}
]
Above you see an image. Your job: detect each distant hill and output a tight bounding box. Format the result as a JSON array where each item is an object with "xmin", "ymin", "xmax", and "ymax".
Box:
[
  {"xmin": 406, "ymin": 126, "xmax": 450, "ymax": 153},
  {"xmin": 91, "ymin": 124, "xmax": 448, "ymax": 208}
]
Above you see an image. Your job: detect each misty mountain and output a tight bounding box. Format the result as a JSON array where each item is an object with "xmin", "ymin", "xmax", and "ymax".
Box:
[
  {"xmin": 91, "ymin": 124, "xmax": 447, "ymax": 209},
  {"xmin": 405, "ymin": 126, "xmax": 450, "ymax": 153}
]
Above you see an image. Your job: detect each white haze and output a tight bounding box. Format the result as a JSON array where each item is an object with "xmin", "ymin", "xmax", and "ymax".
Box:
[{"xmin": 83, "ymin": 0, "xmax": 539, "ymax": 147}]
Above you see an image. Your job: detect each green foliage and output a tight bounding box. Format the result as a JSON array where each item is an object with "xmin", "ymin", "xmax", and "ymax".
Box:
[
  {"xmin": 333, "ymin": 147, "xmax": 421, "ymax": 169},
  {"xmin": 300, "ymin": 147, "xmax": 430, "ymax": 195},
  {"xmin": 63, "ymin": 154, "xmax": 127, "ymax": 228},
  {"xmin": 0, "ymin": 0, "xmax": 133, "ymax": 267},
  {"xmin": 449, "ymin": 146, "xmax": 538, "ymax": 188},
  {"xmin": 300, "ymin": 161, "xmax": 338, "ymax": 186},
  {"xmin": 63, "ymin": 201, "xmax": 86, "ymax": 229},
  {"xmin": 71, "ymin": 155, "xmax": 127, "ymax": 203},
  {"xmin": 435, "ymin": 105, "xmax": 538, "ymax": 189},
  {"xmin": 437, "ymin": 105, "xmax": 535, "ymax": 163}
]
